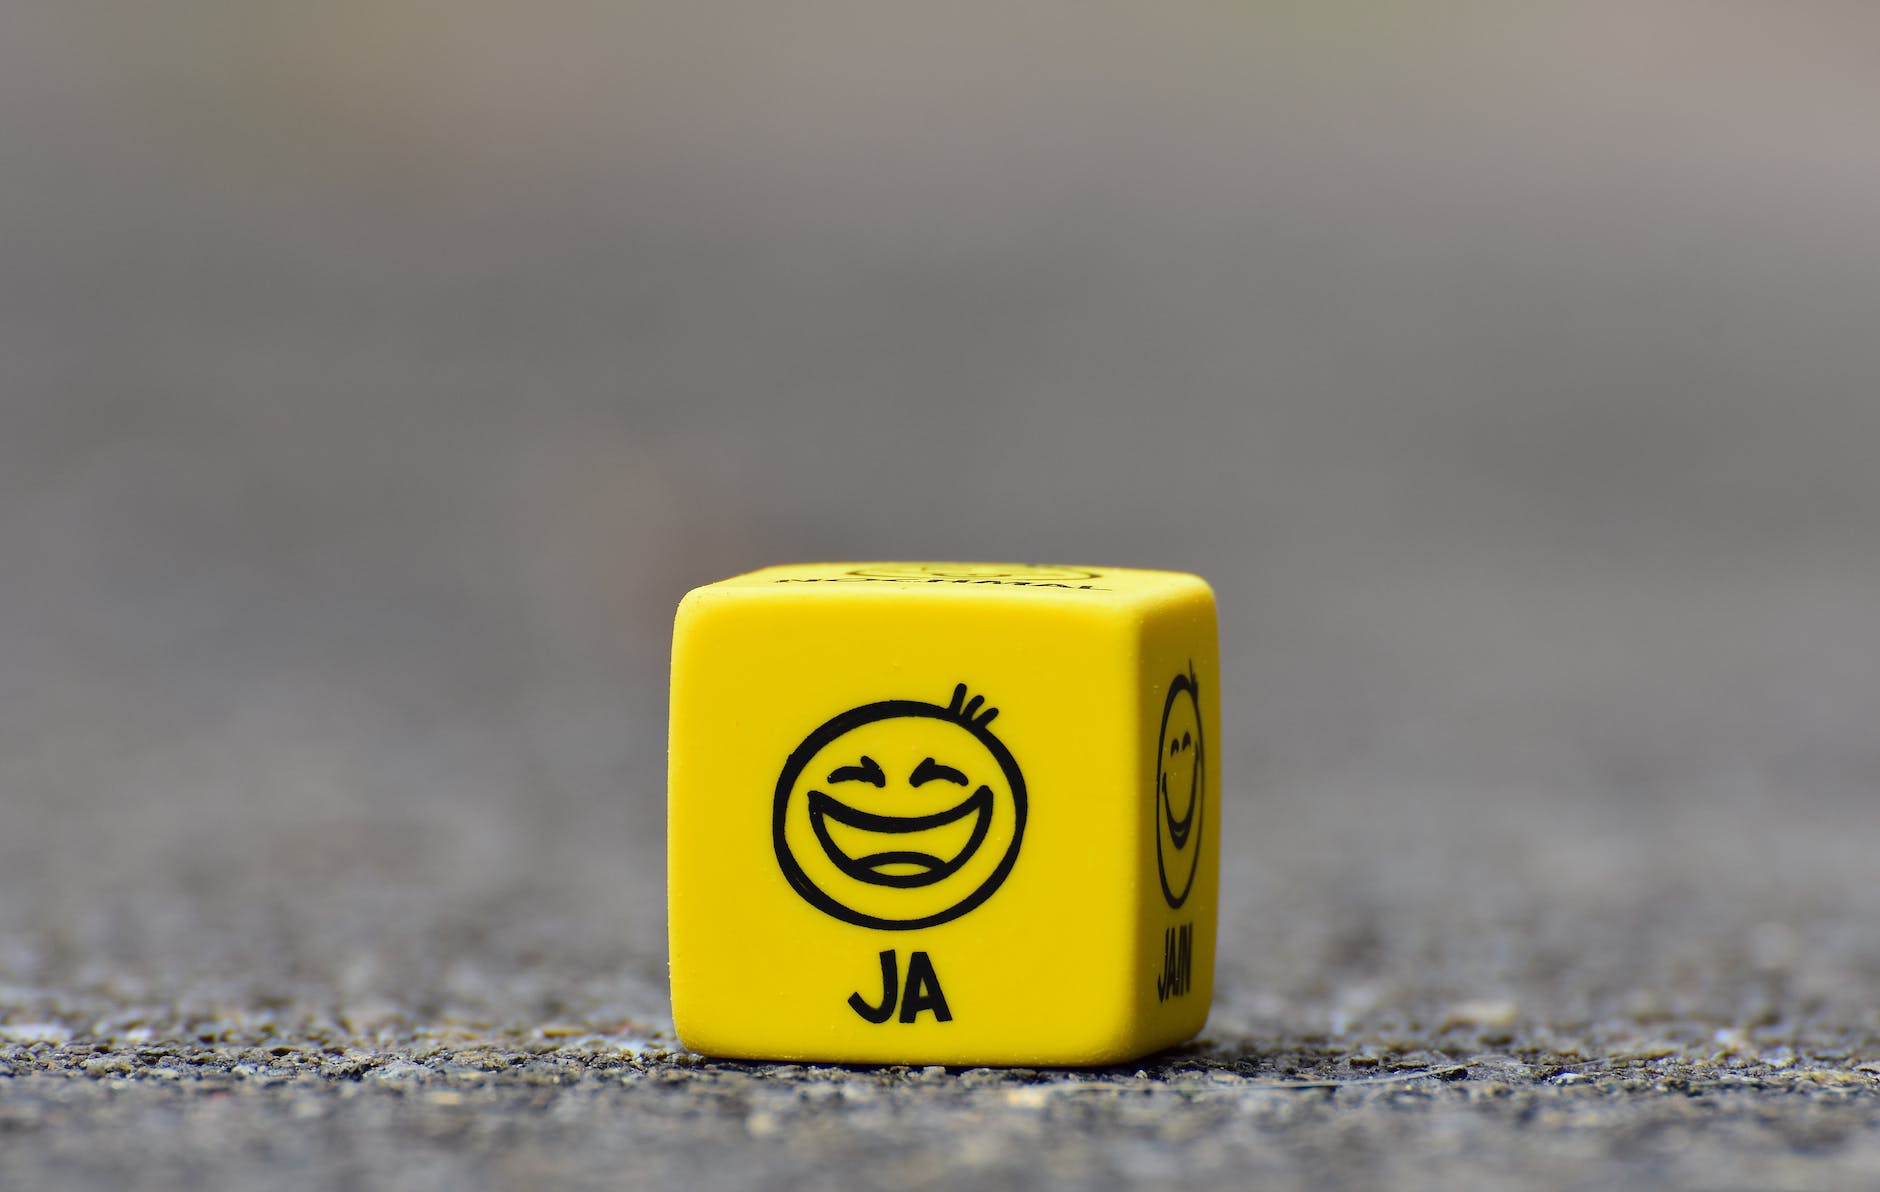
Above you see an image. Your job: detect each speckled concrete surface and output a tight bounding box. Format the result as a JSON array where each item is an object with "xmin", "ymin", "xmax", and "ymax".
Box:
[
  {"xmin": 4, "ymin": 1017, "xmax": 1879, "ymax": 1191},
  {"xmin": 3, "ymin": 1039, "xmax": 1878, "ymax": 1192},
  {"xmin": 4, "ymin": 764, "xmax": 1878, "ymax": 1189}
]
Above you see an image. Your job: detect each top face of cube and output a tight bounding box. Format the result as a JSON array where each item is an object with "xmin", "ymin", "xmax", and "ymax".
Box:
[
  {"xmin": 684, "ymin": 561, "xmax": 1209, "ymax": 607},
  {"xmin": 668, "ymin": 562, "xmax": 1219, "ymax": 1066}
]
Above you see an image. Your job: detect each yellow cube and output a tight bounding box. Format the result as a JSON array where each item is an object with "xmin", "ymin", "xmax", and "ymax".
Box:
[{"xmin": 667, "ymin": 562, "xmax": 1220, "ymax": 1066}]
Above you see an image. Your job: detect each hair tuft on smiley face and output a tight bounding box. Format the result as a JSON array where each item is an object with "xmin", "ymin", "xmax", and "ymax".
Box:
[{"xmin": 943, "ymin": 683, "xmax": 1000, "ymax": 729}]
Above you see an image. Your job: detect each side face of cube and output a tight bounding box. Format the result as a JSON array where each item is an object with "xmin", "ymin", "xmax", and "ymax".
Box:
[
  {"xmin": 667, "ymin": 563, "xmax": 1217, "ymax": 1066},
  {"xmin": 1131, "ymin": 584, "xmax": 1222, "ymax": 1051}
]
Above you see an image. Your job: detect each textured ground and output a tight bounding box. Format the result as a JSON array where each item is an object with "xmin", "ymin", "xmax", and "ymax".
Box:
[
  {"xmin": 4, "ymin": 1038, "xmax": 1878, "ymax": 1192},
  {"xmin": 4, "ymin": 766, "xmax": 1878, "ymax": 1190}
]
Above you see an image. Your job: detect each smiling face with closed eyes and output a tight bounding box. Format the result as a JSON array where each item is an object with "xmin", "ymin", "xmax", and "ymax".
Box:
[
  {"xmin": 1154, "ymin": 672, "xmax": 1204, "ymax": 909},
  {"xmin": 773, "ymin": 687, "xmax": 1027, "ymax": 930}
]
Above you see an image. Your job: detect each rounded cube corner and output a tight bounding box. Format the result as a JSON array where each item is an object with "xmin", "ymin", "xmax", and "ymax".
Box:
[{"xmin": 668, "ymin": 1014, "xmax": 739, "ymax": 1061}]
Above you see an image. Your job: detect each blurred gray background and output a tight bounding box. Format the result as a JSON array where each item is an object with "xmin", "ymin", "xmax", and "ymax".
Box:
[{"xmin": 3, "ymin": 4, "xmax": 1880, "ymax": 1178}]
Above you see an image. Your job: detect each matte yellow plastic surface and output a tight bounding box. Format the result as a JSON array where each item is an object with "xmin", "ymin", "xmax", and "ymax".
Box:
[{"xmin": 667, "ymin": 562, "xmax": 1220, "ymax": 1066}]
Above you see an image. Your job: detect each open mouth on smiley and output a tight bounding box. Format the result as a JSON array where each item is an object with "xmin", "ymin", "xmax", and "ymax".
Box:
[
  {"xmin": 807, "ymin": 786, "xmax": 994, "ymax": 888},
  {"xmin": 1160, "ymin": 770, "xmax": 1196, "ymax": 849}
]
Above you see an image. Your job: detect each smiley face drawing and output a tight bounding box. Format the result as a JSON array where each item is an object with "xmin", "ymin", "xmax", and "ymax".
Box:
[
  {"xmin": 1154, "ymin": 668, "xmax": 1205, "ymax": 909},
  {"xmin": 773, "ymin": 684, "xmax": 1027, "ymax": 930}
]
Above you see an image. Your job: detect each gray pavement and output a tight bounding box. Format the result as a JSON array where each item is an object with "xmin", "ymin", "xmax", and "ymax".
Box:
[{"xmin": 5, "ymin": 5, "xmax": 1880, "ymax": 1188}]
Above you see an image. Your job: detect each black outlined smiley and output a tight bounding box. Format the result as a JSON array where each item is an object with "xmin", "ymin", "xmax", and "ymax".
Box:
[
  {"xmin": 773, "ymin": 685, "xmax": 1027, "ymax": 930},
  {"xmin": 1154, "ymin": 668, "xmax": 1205, "ymax": 909}
]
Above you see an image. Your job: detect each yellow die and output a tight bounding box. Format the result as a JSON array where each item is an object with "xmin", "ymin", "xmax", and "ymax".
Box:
[{"xmin": 667, "ymin": 562, "xmax": 1220, "ymax": 1066}]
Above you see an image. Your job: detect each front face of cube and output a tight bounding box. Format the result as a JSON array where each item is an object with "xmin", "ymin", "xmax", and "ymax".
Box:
[{"xmin": 668, "ymin": 563, "xmax": 1218, "ymax": 1066}]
